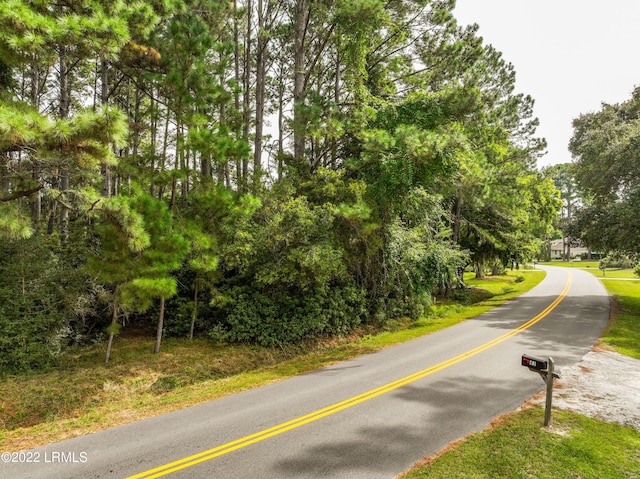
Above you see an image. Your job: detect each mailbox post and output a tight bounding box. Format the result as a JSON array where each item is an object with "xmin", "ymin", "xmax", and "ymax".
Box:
[{"xmin": 521, "ymin": 354, "xmax": 559, "ymax": 427}]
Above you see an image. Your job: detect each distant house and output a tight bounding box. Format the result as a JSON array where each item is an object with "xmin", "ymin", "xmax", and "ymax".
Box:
[{"xmin": 549, "ymin": 239, "xmax": 591, "ymax": 259}]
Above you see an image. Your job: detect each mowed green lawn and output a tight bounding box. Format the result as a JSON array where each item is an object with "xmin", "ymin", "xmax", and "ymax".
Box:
[
  {"xmin": 539, "ymin": 260, "xmax": 600, "ymax": 269},
  {"xmin": 600, "ymin": 279, "xmax": 640, "ymax": 359},
  {"xmin": 402, "ymin": 408, "xmax": 640, "ymax": 479},
  {"xmin": 591, "ymin": 268, "xmax": 638, "ymax": 278},
  {"xmin": 540, "ymin": 260, "xmax": 638, "ymax": 278},
  {"xmin": 402, "ymin": 265, "xmax": 640, "ymax": 479}
]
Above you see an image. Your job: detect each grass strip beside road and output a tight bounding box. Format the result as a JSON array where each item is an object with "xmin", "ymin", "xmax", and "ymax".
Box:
[
  {"xmin": 0, "ymin": 270, "xmax": 544, "ymax": 451},
  {"xmin": 402, "ymin": 408, "xmax": 640, "ymax": 479},
  {"xmin": 600, "ymin": 279, "xmax": 640, "ymax": 359}
]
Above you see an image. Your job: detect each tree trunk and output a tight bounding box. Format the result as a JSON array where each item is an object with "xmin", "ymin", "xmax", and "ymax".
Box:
[
  {"xmin": 277, "ymin": 64, "xmax": 285, "ymax": 179},
  {"xmin": 181, "ymin": 124, "xmax": 189, "ymax": 198},
  {"xmin": 241, "ymin": 0, "xmax": 252, "ymax": 191},
  {"xmin": 149, "ymin": 90, "xmax": 157, "ymax": 196},
  {"xmin": 158, "ymin": 108, "xmax": 170, "ymax": 199},
  {"xmin": 29, "ymin": 60, "xmax": 41, "ymax": 224},
  {"xmin": 451, "ymin": 194, "xmax": 462, "ymax": 244},
  {"xmin": 100, "ymin": 59, "xmax": 112, "ymax": 197},
  {"xmin": 189, "ymin": 281, "xmax": 199, "ymax": 341},
  {"xmin": 233, "ymin": 0, "xmax": 242, "ymax": 190},
  {"xmin": 0, "ymin": 154, "xmax": 9, "ymax": 197},
  {"xmin": 30, "ymin": 167, "xmax": 41, "ymax": 225},
  {"xmin": 131, "ymin": 83, "xmax": 142, "ymax": 188},
  {"xmin": 58, "ymin": 46, "xmax": 70, "ymax": 240},
  {"xmin": 253, "ymin": 0, "xmax": 266, "ymax": 190},
  {"xmin": 105, "ymin": 299, "xmax": 119, "ymax": 364},
  {"xmin": 154, "ymin": 296, "xmax": 166, "ymax": 354},
  {"xmin": 46, "ymin": 177, "xmax": 58, "ymax": 235},
  {"xmin": 169, "ymin": 177, "xmax": 177, "ymax": 212},
  {"xmin": 329, "ymin": 45, "xmax": 341, "ymax": 169},
  {"xmin": 292, "ymin": 0, "xmax": 308, "ymax": 160},
  {"xmin": 474, "ymin": 262, "xmax": 483, "ymax": 279}
]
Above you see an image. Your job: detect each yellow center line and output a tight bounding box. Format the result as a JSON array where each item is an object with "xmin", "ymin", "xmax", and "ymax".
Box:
[{"xmin": 128, "ymin": 273, "xmax": 572, "ymax": 479}]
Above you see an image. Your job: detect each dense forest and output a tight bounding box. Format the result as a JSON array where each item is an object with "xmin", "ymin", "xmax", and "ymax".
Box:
[{"xmin": 0, "ymin": 0, "xmax": 561, "ymax": 372}]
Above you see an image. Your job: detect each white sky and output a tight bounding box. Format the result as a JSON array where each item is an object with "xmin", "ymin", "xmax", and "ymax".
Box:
[{"xmin": 452, "ymin": 1, "xmax": 640, "ymax": 168}]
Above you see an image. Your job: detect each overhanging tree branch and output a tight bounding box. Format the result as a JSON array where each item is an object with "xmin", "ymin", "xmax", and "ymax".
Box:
[{"xmin": 0, "ymin": 184, "xmax": 44, "ymax": 202}]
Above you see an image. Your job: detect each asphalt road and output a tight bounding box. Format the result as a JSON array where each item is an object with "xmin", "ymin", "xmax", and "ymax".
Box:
[{"xmin": 3, "ymin": 266, "xmax": 609, "ymax": 479}]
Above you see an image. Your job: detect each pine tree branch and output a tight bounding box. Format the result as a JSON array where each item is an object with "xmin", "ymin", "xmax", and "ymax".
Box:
[
  {"xmin": 303, "ymin": 23, "xmax": 336, "ymax": 92},
  {"xmin": 0, "ymin": 184, "xmax": 44, "ymax": 202}
]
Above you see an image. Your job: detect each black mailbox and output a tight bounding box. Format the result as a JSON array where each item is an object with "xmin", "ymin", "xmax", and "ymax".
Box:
[{"xmin": 521, "ymin": 354, "xmax": 548, "ymax": 371}]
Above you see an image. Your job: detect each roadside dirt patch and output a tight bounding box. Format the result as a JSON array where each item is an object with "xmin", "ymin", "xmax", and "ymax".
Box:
[{"xmin": 531, "ymin": 350, "xmax": 640, "ymax": 431}]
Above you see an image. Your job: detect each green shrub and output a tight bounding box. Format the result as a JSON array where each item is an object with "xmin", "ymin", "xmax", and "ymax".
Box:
[
  {"xmin": 600, "ymin": 252, "xmax": 635, "ymax": 270},
  {"xmin": 220, "ymin": 284, "xmax": 366, "ymax": 346},
  {"xmin": 0, "ymin": 246, "xmax": 65, "ymax": 374}
]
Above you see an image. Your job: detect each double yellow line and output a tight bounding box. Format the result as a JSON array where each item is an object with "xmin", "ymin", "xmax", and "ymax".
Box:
[{"xmin": 129, "ymin": 273, "xmax": 572, "ymax": 479}]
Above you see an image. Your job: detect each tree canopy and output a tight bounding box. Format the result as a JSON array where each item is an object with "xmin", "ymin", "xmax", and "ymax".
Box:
[
  {"xmin": 569, "ymin": 87, "xmax": 640, "ymax": 255},
  {"xmin": 0, "ymin": 0, "xmax": 559, "ymax": 371}
]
